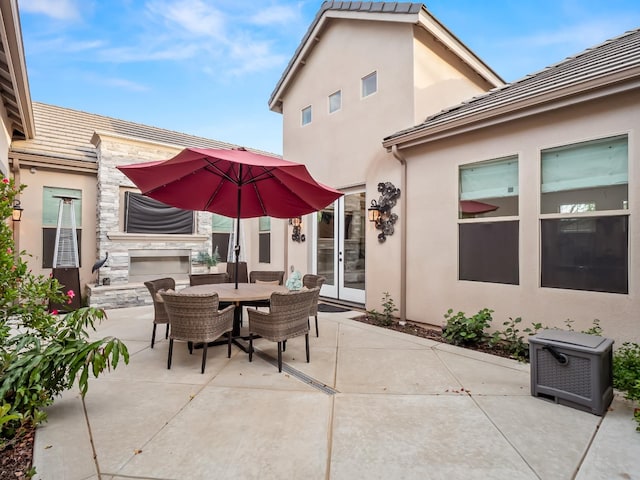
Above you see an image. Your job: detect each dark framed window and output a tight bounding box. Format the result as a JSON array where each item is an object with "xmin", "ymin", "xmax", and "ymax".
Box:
[
  {"xmin": 212, "ymin": 214, "xmax": 233, "ymax": 262},
  {"xmin": 259, "ymin": 217, "xmax": 271, "ymax": 263},
  {"xmin": 125, "ymin": 192, "xmax": 193, "ymax": 234},
  {"xmin": 540, "ymin": 135, "xmax": 628, "ymax": 293},
  {"xmin": 458, "ymin": 156, "xmax": 519, "ymax": 284}
]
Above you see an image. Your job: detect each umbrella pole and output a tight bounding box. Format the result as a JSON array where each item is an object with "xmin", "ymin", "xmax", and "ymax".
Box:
[{"xmin": 234, "ymin": 166, "xmax": 242, "ymax": 289}]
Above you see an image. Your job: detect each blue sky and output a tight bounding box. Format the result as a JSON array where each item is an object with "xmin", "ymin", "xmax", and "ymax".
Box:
[{"xmin": 18, "ymin": 0, "xmax": 640, "ymax": 155}]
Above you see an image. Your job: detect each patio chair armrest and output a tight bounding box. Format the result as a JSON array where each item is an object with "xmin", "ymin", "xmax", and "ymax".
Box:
[{"xmin": 217, "ymin": 304, "xmax": 235, "ymax": 316}]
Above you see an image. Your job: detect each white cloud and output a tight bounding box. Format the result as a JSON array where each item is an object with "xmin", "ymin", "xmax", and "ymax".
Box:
[
  {"xmin": 20, "ymin": 0, "xmax": 81, "ymax": 20},
  {"xmin": 249, "ymin": 4, "xmax": 301, "ymax": 26},
  {"xmin": 97, "ymin": 77, "xmax": 149, "ymax": 92},
  {"xmin": 145, "ymin": 0, "xmax": 227, "ymax": 39}
]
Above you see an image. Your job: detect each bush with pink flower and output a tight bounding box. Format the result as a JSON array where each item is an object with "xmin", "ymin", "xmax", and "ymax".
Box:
[{"xmin": 0, "ymin": 177, "xmax": 129, "ymax": 450}]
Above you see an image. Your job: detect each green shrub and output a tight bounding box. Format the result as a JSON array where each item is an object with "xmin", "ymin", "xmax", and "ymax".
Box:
[
  {"xmin": 379, "ymin": 292, "xmax": 398, "ymax": 327},
  {"xmin": 612, "ymin": 342, "xmax": 640, "ymax": 431},
  {"xmin": 0, "ymin": 177, "xmax": 129, "ymax": 445},
  {"xmin": 442, "ymin": 308, "xmax": 493, "ymax": 346}
]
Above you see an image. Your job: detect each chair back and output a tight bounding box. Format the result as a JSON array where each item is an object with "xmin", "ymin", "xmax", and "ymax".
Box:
[
  {"xmin": 270, "ymin": 287, "xmax": 319, "ymax": 318},
  {"xmin": 189, "ymin": 272, "xmax": 229, "ymax": 286},
  {"xmin": 250, "ymin": 270, "xmax": 285, "ymax": 285},
  {"xmin": 160, "ymin": 291, "xmax": 231, "ymax": 343},
  {"xmin": 144, "ymin": 277, "xmax": 175, "ymax": 324},
  {"xmin": 302, "ymin": 275, "xmax": 325, "ymax": 316},
  {"xmin": 226, "ymin": 261, "xmax": 248, "ymax": 284}
]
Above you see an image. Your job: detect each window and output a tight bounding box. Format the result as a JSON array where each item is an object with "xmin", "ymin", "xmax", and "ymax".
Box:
[
  {"xmin": 42, "ymin": 187, "xmax": 82, "ymax": 268},
  {"xmin": 212, "ymin": 214, "xmax": 233, "ymax": 262},
  {"xmin": 362, "ymin": 71, "xmax": 377, "ymax": 97},
  {"xmin": 329, "ymin": 90, "xmax": 341, "ymax": 113},
  {"xmin": 540, "ymin": 135, "xmax": 628, "ymax": 294},
  {"xmin": 301, "ymin": 106, "xmax": 312, "ymax": 125},
  {"xmin": 259, "ymin": 216, "xmax": 271, "ymax": 263},
  {"xmin": 458, "ymin": 156, "xmax": 519, "ymax": 284},
  {"xmin": 124, "ymin": 192, "xmax": 193, "ymax": 234}
]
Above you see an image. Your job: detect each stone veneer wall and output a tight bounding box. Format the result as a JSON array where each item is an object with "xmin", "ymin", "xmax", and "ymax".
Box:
[{"xmin": 90, "ymin": 132, "xmax": 213, "ymax": 307}]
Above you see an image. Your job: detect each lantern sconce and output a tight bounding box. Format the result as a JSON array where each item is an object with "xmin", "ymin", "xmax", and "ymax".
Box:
[
  {"xmin": 368, "ymin": 182, "xmax": 400, "ymax": 243},
  {"xmin": 290, "ymin": 216, "xmax": 305, "ymax": 242},
  {"xmin": 12, "ymin": 200, "xmax": 24, "ymax": 222}
]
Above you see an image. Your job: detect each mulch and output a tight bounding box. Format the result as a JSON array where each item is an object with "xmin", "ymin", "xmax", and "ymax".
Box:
[
  {"xmin": 350, "ymin": 314, "xmax": 517, "ymax": 359},
  {"xmin": 0, "ymin": 426, "xmax": 35, "ymax": 480}
]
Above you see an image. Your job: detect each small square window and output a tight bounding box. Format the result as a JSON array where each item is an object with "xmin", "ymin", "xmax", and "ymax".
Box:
[
  {"xmin": 329, "ymin": 90, "xmax": 341, "ymax": 113},
  {"xmin": 301, "ymin": 106, "xmax": 312, "ymax": 125},
  {"xmin": 362, "ymin": 72, "xmax": 377, "ymax": 97}
]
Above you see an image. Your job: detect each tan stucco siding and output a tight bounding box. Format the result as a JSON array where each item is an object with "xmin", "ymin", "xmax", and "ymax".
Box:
[
  {"xmin": 403, "ymin": 91, "xmax": 639, "ymax": 345},
  {"xmin": 279, "ymin": 19, "xmax": 417, "ymax": 301},
  {"xmin": 412, "ymin": 25, "xmax": 497, "ymax": 125}
]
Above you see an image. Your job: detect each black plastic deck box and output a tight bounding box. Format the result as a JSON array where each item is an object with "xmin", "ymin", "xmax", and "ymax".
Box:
[{"xmin": 529, "ymin": 329, "xmax": 614, "ymax": 416}]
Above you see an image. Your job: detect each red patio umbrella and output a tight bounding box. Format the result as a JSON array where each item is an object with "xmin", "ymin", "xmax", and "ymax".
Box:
[{"xmin": 117, "ymin": 147, "xmax": 343, "ymax": 287}]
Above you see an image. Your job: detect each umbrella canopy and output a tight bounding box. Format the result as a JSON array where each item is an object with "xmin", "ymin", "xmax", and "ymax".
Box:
[{"xmin": 117, "ymin": 147, "xmax": 343, "ymax": 287}]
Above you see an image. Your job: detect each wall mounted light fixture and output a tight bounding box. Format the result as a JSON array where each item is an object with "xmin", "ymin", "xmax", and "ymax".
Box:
[
  {"xmin": 368, "ymin": 182, "xmax": 400, "ymax": 242},
  {"xmin": 290, "ymin": 216, "xmax": 305, "ymax": 242},
  {"xmin": 12, "ymin": 200, "xmax": 23, "ymax": 222}
]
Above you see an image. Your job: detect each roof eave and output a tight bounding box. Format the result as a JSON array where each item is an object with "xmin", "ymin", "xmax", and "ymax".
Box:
[
  {"xmin": 0, "ymin": 0, "xmax": 35, "ymax": 139},
  {"xmin": 269, "ymin": 5, "xmax": 505, "ymax": 113},
  {"xmin": 383, "ymin": 70, "xmax": 640, "ymax": 150}
]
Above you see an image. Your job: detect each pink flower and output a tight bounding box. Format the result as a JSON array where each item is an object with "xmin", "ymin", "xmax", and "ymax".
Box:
[
  {"xmin": 51, "ymin": 309, "xmax": 59, "ymax": 315},
  {"xmin": 67, "ymin": 289, "xmax": 75, "ymax": 298},
  {"xmin": 2, "ymin": 177, "xmax": 8, "ymax": 184},
  {"xmin": 6, "ymin": 247, "xmax": 11, "ymax": 254}
]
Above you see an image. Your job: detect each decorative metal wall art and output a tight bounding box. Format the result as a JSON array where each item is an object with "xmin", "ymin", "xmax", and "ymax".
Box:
[
  {"xmin": 368, "ymin": 182, "xmax": 400, "ymax": 242},
  {"xmin": 290, "ymin": 216, "xmax": 305, "ymax": 242}
]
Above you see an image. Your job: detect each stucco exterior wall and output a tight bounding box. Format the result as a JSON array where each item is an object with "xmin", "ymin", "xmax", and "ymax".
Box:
[
  {"xmin": 14, "ymin": 166, "xmax": 97, "ymax": 289},
  {"xmin": 402, "ymin": 91, "xmax": 639, "ymax": 345}
]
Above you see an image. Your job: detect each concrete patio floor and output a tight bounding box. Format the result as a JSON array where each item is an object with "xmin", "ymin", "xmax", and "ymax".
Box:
[{"xmin": 33, "ymin": 305, "xmax": 639, "ymax": 480}]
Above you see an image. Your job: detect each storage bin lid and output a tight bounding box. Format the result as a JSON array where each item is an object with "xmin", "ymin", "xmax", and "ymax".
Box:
[{"xmin": 530, "ymin": 329, "xmax": 613, "ymax": 351}]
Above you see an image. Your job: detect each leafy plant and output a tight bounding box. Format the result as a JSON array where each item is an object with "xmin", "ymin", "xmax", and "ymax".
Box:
[
  {"xmin": 612, "ymin": 342, "xmax": 640, "ymax": 431},
  {"xmin": 196, "ymin": 246, "xmax": 220, "ymax": 267},
  {"xmin": 442, "ymin": 308, "xmax": 493, "ymax": 346},
  {"xmin": 0, "ymin": 177, "xmax": 129, "ymax": 457},
  {"xmin": 379, "ymin": 292, "xmax": 398, "ymax": 327},
  {"xmin": 488, "ymin": 317, "xmax": 546, "ymax": 361}
]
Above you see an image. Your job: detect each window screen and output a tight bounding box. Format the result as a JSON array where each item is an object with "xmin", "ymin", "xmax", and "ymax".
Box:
[{"xmin": 459, "ymin": 221, "xmax": 519, "ymax": 285}]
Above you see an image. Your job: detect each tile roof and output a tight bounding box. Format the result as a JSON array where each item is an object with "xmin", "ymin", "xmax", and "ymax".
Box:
[
  {"xmin": 269, "ymin": 1, "xmax": 424, "ymax": 109},
  {"xmin": 11, "ymin": 102, "xmax": 272, "ymax": 167},
  {"xmin": 384, "ymin": 27, "xmax": 640, "ymax": 146}
]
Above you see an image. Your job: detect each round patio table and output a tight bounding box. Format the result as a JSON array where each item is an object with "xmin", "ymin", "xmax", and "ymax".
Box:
[{"xmin": 180, "ymin": 283, "xmax": 288, "ymax": 338}]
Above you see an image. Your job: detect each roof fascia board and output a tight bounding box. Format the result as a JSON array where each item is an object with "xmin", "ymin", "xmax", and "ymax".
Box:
[
  {"xmin": 384, "ymin": 75, "xmax": 640, "ymax": 150},
  {"xmin": 10, "ymin": 152, "xmax": 98, "ymax": 174},
  {"xmin": 0, "ymin": 0, "xmax": 34, "ymax": 138}
]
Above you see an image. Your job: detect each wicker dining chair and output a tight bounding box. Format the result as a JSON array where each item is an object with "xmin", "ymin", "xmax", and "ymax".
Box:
[
  {"xmin": 302, "ymin": 274, "xmax": 326, "ymax": 337},
  {"xmin": 249, "ymin": 270, "xmax": 285, "ymax": 285},
  {"xmin": 247, "ymin": 270, "xmax": 286, "ymax": 309},
  {"xmin": 144, "ymin": 277, "xmax": 175, "ymax": 348},
  {"xmin": 159, "ymin": 291, "xmax": 235, "ymax": 374},
  {"xmin": 189, "ymin": 272, "xmax": 229, "ymax": 286},
  {"xmin": 247, "ymin": 287, "xmax": 319, "ymax": 372}
]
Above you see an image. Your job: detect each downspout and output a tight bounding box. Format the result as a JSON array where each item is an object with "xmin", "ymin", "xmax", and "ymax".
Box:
[{"xmin": 391, "ymin": 145, "xmax": 407, "ymax": 324}]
